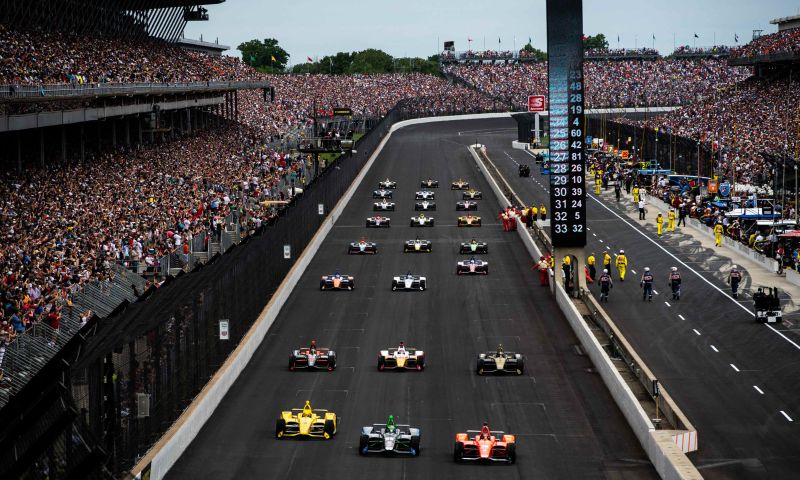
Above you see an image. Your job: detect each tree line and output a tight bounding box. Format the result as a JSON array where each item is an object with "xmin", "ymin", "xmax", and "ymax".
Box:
[{"xmin": 237, "ymin": 34, "xmax": 610, "ymax": 74}]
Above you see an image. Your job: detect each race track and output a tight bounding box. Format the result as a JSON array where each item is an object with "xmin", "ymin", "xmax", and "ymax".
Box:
[
  {"xmin": 470, "ymin": 117, "xmax": 800, "ymax": 479},
  {"xmin": 165, "ymin": 121, "xmax": 656, "ymax": 479}
]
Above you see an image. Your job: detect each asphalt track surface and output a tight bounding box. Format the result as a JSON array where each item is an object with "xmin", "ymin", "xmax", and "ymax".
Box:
[
  {"xmin": 167, "ymin": 122, "xmax": 658, "ymax": 479},
  {"xmin": 466, "ymin": 117, "xmax": 800, "ymax": 479}
]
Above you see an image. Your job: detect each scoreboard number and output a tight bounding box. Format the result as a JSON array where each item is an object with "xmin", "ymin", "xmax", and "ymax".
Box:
[{"xmin": 546, "ymin": 0, "xmax": 587, "ymax": 248}]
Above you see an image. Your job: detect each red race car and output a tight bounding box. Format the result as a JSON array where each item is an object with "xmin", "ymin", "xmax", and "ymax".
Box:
[{"xmin": 453, "ymin": 423, "xmax": 516, "ymax": 464}]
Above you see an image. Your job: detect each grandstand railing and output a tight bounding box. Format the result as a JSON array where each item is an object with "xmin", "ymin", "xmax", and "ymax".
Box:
[
  {"xmin": 729, "ymin": 50, "xmax": 800, "ymax": 65},
  {"xmin": 0, "ymin": 80, "xmax": 271, "ymax": 100}
]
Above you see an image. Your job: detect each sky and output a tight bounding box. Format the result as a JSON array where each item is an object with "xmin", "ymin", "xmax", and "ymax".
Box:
[{"xmin": 185, "ymin": 0, "xmax": 800, "ymax": 64}]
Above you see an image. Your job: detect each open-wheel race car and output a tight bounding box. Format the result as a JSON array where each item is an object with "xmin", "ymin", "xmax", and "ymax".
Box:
[
  {"xmin": 451, "ymin": 178, "xmax": 470, "ymax": 190},
  {"xmin": 753, "ymin": 286, "xmax": 782, "ymax": 324},
  {"xmin": 366, "ymin": 215, "xmax": 391, "ymax": 228},
  {"xmin": 410, "ymin": 213, "xmax": 435, "ymax": 227},
  {"xmin": 519, "ymin": 164, "xmax": 531, "ymax": 177},
  {"xmin": 476, "ymin": 345, "xmax": 524, "ymax": 375},
  {"xmin": 460, "ymin": 239, "xmax": 488, "ymax": 254},
  {"xmin": 404, "ymin": 238, "xmax": 432, "ymax": 253},
  {"xmin": 414, "ymin": 200, "xmax": 436, "ymax": 211},
  {"xmin": 378, "ymin": 342, "xmax": 425, "ymax": 370},
  {"xmin": 288, "ymin": 341, "xmax": 336, "ymax": 371},
  {"xmin": 275, "ymin": 400, "xmax": 337, "ymax": 439},
  {"xmin": 456, "ymin": 200, "xmax": 478, "ymax": 211},
  {"xmin": 320, "ymin": 272, "xmax": 355, "ymax": 290},
  {"xmin": 360, "ymin": 415, "xmax": 421, "ymax": 456},
  {"xmin": 373, "ymin": 199, "xmax": 395, "ymax": 211},
  {"xmin": 348, "ymin": 238, "xmax": 377, "ymax": 254},
  {"xmin": 458, "ymin": 215, "xmax": 482, "ymax": 227},
  {"xmin": 462, "ymin": 189, "xmax": 483, "ymax": 200},
  {"xmin": 378, "ymin": 178, "xmax": 397, "ymax": 189},
  {"xmin": 453, "ymin": 423, "xmax": 516, "ymax": 464},
  {"xmin": 392, "ymin": 273, "xmax": 427, "ymax": 291},
  {"xmin": 373, "ymin": 189, "xmax": 393, "ymax": 199},
  {"xmin": 415, "ymin": 190, "xmax": 435, "ymax": 200},
  {"xmin": 420, "ymin": 178, "xmax": 439, "ymax": 188},
  {"xmin": 457, "ymin": 257, "xmax": 488, "ymax": 275}
]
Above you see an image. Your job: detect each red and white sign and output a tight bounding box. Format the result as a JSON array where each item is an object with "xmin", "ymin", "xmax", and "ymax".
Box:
[{"xmin": 527, "ymin": 95, "xmax": 546, "ymax": 112}]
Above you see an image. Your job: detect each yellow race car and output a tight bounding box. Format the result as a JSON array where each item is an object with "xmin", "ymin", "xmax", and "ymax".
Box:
[{"xmin": 276, "ymin": 400, "xmax": 337, "ymax": 439}]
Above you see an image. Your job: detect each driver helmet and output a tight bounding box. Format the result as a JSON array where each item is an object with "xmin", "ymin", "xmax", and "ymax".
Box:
[
  {"xmin": 387, "ymin": 414, "xmax": 396, "ymax": 431},
  {"xmin": 310, "ymin": 340, "xmax": 316, "ymax": 351},
  {"xmin": 481, "ymin": 422, "xmax": 491, "ymax": 439},
  {"xmin": 397, "ymin": 342, "xmax": 406, "ymax": 353},
  {"xmin": 496, "ymin": 343, "xmax": 504, "ymax": 355},
  {"xmin": 303, "ymin": 400, "xmax": 312, "ymax": 417}
]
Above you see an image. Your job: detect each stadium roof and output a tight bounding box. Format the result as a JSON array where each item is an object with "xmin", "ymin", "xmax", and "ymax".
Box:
[
  {"xmin": 133, "ymin": 0, "xmax": 224, "ymax": 8},
  {"xmin": 769, "ymin": 14, "xmax": 800, "ymax": 25}
]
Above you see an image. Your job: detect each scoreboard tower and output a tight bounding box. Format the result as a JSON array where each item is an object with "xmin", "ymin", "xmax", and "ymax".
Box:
[{"xmin": 546, "ymin": 0, "xmax": 587, "ymax": 294}]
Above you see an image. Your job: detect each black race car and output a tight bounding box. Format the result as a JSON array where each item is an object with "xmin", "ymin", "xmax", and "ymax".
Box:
[
  {"xmin": 456, "ymin": 201, "xmax": 478, "ymax": 211},
  {"xmin": 414, "ymin": 200, "xmax": 436, "ymax": 211},
  {"xmin": 289, "ymin": 342, "xmax": 336, "ymax": 371},
  {"xmin": 460, "ymin": 240, "xmax": 488, "ymax": 254},
  {"xmin": 476, "ymin": 346, "xmax": 524, "ymax": 375},
  {"xmin": 519, "ymin": 164, "xmax": 530, "ymax": 177},
  {"xmin": 420, "ymin": 179, "xmax": 439, "ymax": 188}
]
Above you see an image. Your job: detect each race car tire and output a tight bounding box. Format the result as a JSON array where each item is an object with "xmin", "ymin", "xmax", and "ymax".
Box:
[
  {"xmin": 327, "ymin": 359, "xmax": 336, "ymax": 371},
  {"xmin": 506, "ymin": 443, "xmax": 516, "ymax": 464},
  {"xmin": 410, "ymin": 221, "xmax": 414, "ymax": 227},
  {"xmin": 453, "ymin": 442, "xmax": 464, "ymax": 462},
  {"xmin": 417, "ymin": 355, "xmax": 425, "ymax": 369},
  {"xmin": 324, "ymin": 419, "xmax": 336, "ymax": 438},
  {"xmin": 275, "ymin": 418, "xmax": 286, "ymax": 438},
  {"xmin": 476, "ymin": 360, "xmax": 484, "ymax": 375},
  {"xmin": 516, "ymin": 359, "xmax": 525, "ymax": 375},
  {"xmin": 378, "ymin": 357, "xmax": 385, "ymax": 371},
  {"xmin": 410, "ymin": 435, "xmax": 421, "ymax": 456},
  {"xmin": 391, "ymin": 283, "xmax": 397, "ymax": 291},
  {"xmin": 359, "ymin": 434, "xmax": 369, "ymax": 455},
  {"xmin": 288, "ymin": 358, "xmax": 296, "ymax": 371}
]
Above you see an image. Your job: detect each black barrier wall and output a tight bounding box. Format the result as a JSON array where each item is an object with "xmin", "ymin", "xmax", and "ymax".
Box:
[{"xmin": 0, "ymin": 101, "xmax": 510, "ymax": 479}]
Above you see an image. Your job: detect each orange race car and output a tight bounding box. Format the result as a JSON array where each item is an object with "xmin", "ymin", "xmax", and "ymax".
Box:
[{"xmin": 453, "ymin": 423, "xmax": 516, "ymax": 464}]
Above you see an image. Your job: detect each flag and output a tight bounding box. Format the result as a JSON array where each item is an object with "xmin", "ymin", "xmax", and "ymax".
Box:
[
  {"xmin": 652, "ymin": 34, "xmax": 655, "ymax": 40},
  {"xmin": 468, "ymin": 36, "xmax": 473, "ymax": 42},
  {"xmin": 528, "ymin": 37, "xmax": 532, "ymax": 44},
  {"xmin": 735, "ymin": 33, "xmax": 739, "ymax": 43},
  {"xmin": 271, "ymin": 55, "xmax": 277, "ymax": 63},
  {"xmin": 307, "ymin": 56, "xmax": 313, "ymax": 63},
  {"xmin": 694, "ymin": 33, "xmax": 699, "ymax": 38},
  {"xmin": 617, "ymin": 35, "xmax": 620, "ymax": 42}
]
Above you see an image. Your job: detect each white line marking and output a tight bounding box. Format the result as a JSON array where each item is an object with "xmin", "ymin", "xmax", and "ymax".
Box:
[
  {"xmin": 592, "ymin": 233, "xmax": 597, "ymax": 237},
  {"xmin": 588, "ymin": 193, "xmax": 800, "ymax": 352},
  {"xmin": 710, "ymin": 345, "xmax": 719, "ymax": 352},
  {"xmin": 754, "ymin": 386, "xmax": 764, "ymax": 395},
  {"xmin": 693, "ymin": 329, "xmax": 702, "ymax": 336},
  {"xmin": 781, "ymin": 411, "xmax": 794, "ymax": 422},
  {"xmin": 678, "ymin": 314, "xmax": 686, "ymax": 321},
  {"xmin": 665, "ymin": 301, "xmax": 671, "ymax": 307},
  {"xmin": 730, "ymin": 364, "xmax": 740, "ymax": 372},
  {"xmin": 598, "ymin": 239, "xmax": 603, "ymax": 243}
]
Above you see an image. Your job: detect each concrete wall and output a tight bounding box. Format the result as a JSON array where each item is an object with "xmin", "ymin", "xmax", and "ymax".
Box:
[{"xmin": 468, "ymin": 142, "xmax": 702, "ymax": 480}]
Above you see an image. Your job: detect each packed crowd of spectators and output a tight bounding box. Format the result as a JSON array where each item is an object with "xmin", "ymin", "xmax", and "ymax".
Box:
[
  {"xmin": 586, "ymin": 47, "xmax": 659, "ymax": 58},
  {"xmin": 629, "ymin": 75, "xmax": 800, "ymax": 184},
  {"xmin": 731, "ymin": 29, "xmax": 800, "ymax": 59},
  {"xmin": 673, "ymin": 45, "xmax": 732, "ymax": 56},
  {"xmin": 443, "ymin": 59, "xmax": 751, "ymax": 109},
  {"xmin": 0, "ymin": 24, "xmax": 262, "ymax": 85},
  {"xmin": 238, "ymin": 73, "xmax": 498, "ymax": 137},
  {"xmin": 0, "ymin": 124, "xmax": 312, "ymax": 343}
]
